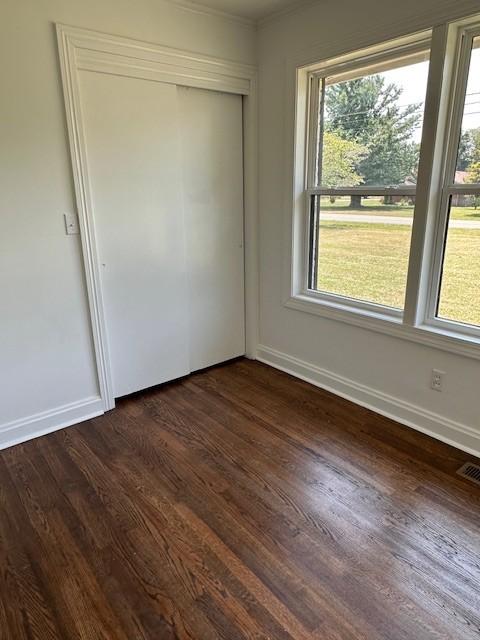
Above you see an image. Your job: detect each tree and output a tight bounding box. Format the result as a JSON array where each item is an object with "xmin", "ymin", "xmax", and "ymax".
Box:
[
  {"xmin": 458, "ymin": 127, "xmax": 480, "ymax": 170},
  {"xmin": 472, "ymin": 129, "xmax": 480, "ymax": 164},
  {"xmin": 465, "ymin": 161, "xmax": 480, "ymax": 208},
  {"xmin": 458, "ymin": 130, "xmax": 474, "ymax": 170},
  {"xmin": 466, "ymin": 161, "xmax": 480, "ymax": 183},
  {"xmin": 321, "ymin": 132, "xmax": 365, "ymax": 188},
  {"xmin": 324, "ymin": 75, "xmax": 422, "ymax": 206}
]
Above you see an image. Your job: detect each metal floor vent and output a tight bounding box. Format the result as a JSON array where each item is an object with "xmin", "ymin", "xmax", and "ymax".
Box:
[{"xmin": 457, "ymin": 462, "xmax": 480, "ymax": 486}]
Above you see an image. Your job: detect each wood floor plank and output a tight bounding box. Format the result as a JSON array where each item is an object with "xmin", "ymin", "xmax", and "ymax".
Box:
[
  {"xmin": 0, "ymin": 358, "xmax": 479, "ymax": 639},
  {"xmin": 157, "ymin": 380, "xmax": 472, "ymax": 639}
]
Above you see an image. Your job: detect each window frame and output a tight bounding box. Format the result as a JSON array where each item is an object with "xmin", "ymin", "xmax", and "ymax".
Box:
[
  {"xmin": 288, "ymin": 13, "xmax": 480, "ymax": 355},
  {"xmin": 424, "ymin": 25, "xmax": 480, "ymax": 338},
  {"xmin": 304, "ymin": 38, "xmax": 431, "ymax": 318}
]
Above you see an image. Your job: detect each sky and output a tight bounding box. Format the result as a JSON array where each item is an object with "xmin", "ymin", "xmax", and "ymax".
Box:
[
  {"xmin": 460, "ymin": 38, "xmax": 480, "ymax": 134},
  {"xmin": 379, "ymin": 37, "xmax": 480, "ymax": 143}
]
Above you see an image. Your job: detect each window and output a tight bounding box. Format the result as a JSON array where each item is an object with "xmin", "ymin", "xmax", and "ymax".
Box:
[
  {"xmin": 308, "ymin": 49, "xmax": 430, "ymax": 311},
  {"xmin": 292, "ymin": 14, "xmax": 480, "ymax": 348},
  {"xmin": 432, "ymin": 35, "xmax": 480, "ymax": 329}
]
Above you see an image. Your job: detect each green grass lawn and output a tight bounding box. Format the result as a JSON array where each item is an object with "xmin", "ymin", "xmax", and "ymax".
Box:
[
  {"xmin": 319, "ymin": 197, "xmax": 480, "ymax": 221},
  {"xmin": 316, "ymin": 221, "xmax": 480, "ymax": 326}
]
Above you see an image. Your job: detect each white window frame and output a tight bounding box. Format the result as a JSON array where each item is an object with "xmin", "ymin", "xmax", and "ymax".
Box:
[
  {"xmin": 286, "ymin": 13, "xmax": 480, "ymax": 359},
  {"xmin": 303, "ymin": 34, "xmax": 432, "ymax": 321},
  {"xmin": 424, "ymin": 24, "xmax": 480, "ymax": 339}
]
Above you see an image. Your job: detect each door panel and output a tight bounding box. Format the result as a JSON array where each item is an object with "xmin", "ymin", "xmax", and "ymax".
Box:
[
  {"xmin": 178, "ymin": 87, "xmax": 245, "ymax": 372},
  {"xmin": 79, "ymin": 72, "xmax": 190, "ymax": 397}
]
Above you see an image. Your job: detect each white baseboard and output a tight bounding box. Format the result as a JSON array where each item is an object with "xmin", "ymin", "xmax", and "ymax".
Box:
[
  {"xmin": 0, "ymin": 397, "xmax": 104, "ymax": 450},
  {"xmin": 257, "ymin": 344, "xmax": 480, "ymax": 459}
]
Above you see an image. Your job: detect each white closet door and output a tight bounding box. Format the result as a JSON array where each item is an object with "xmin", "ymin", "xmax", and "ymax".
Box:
[
  {"xmin": 79, "ymin": 72, "xmax": 190, "ymax": 398},
  {"xmin": 178, "ymin": 87, "xmax": 245, "ymax": 372}
]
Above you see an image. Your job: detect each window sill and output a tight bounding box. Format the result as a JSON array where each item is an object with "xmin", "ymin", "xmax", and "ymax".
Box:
[{"xmin": 285, "ymin": 293, "xmax": 480, "ymax": 360}]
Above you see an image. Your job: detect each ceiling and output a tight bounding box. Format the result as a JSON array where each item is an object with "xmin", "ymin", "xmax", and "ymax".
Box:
[{"xmin": 172, "ymin": 0, "xmax": 307, "ymax": 22}]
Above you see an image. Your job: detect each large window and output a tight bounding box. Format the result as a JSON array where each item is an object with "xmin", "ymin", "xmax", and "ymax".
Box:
[
  {"xmin": 433, "ymin": 35, "xmax": 480, "ymax": 328},
  {"xmin": 308, "ymin": 50, "xmax": 430, "ymax": 311},
  {"xmin": 294, "ymin": 15, "xmax": 480, "ymax": 346}
]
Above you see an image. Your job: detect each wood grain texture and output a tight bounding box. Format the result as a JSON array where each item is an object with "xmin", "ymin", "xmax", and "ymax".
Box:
[{"xmin": 1, "ymin": 359, "xmax": 479, "ymax": 639}]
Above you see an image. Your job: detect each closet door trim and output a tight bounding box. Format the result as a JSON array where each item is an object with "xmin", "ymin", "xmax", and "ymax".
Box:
[{"xmin": 56, "ymin": 23, "xmax": 258, "ymax": 411}]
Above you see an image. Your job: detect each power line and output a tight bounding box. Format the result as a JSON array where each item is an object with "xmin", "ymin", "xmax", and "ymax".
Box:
[
  {"xmin": 326, "ymin": 109, "xmax": 423, "ymax": 120},
  {"xmin": 324, "ymin": 102, "xmax": 480, "ymax": 121}
]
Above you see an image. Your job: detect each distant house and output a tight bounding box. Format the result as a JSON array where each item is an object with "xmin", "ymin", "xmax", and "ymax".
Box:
[
  {"xmin": 391, "ymin": 176, "xmax": 416, "ymax": 204},
  {"xmin": 390, "ymin": 171, "xmax": 471, "ymax": 206},
  {"xmin": 452, "ymin": 171, "xmax": 470, "ymax": 206}
]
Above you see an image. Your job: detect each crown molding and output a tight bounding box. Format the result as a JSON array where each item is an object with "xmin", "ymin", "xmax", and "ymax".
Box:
[
  {"xmin": 163, "ymin": 0, "xmax": 255, "ymax": 28},
  {"xmin": 258, "ymin": 0, "xmax": 480, "ymax": 30},
  {"xmin": 161, "ymin": 0, "xmax": 480, "ymax": 31}
]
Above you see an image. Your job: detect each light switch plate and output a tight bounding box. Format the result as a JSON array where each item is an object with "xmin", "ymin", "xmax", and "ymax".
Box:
[{"xmin": 64, "ymin": 212, "xmax": 80, "ymax": 235}]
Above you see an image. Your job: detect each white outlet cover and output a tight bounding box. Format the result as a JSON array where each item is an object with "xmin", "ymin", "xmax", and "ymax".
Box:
[
  {"xmin": 431, "ymin": 369, "xmax": 445, "ymax": 391},
  {"xmin": 64, "ymin": 212, "xmax": 80, "ymax": 235}
]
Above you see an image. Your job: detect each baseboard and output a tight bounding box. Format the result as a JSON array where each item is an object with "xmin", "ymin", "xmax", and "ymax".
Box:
[
  {"xmin": 0, "ymin": 397, "xmax": 104, "ymax": 450},
  {"xmin": 256, "ymin": 344, "xmax": 480, "ymax": 459}
]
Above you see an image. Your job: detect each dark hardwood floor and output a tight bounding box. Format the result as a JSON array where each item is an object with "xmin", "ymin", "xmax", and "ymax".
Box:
[{"xmin": 1, "ymin": 359, "xmax": 480, "ymax": 639}]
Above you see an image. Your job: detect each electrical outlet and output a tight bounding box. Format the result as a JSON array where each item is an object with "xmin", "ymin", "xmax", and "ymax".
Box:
[{"xmin": 431, "ymin": 369, "xmax": 445, "ymax": 392}]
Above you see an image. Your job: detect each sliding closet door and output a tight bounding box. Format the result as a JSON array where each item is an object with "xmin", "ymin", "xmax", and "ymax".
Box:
[
  {"xmin": 77, "ymin": 72, "xmax": 245, "ymax": 399},
  {"xmin": 79, "ymin": 72, "xmax": 190, "ymax": 398},
  {"xmin": 178, "ymin": 87, "xmax": 245, "ymax": 372}
]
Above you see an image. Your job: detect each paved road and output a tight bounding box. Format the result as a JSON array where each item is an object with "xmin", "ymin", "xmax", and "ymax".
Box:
[{"xmin": 321, "ymin": 212, "xmax": 480, "ymax": 229}]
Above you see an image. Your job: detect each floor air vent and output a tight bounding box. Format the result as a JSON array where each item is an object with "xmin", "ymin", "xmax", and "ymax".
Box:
[{"xmin": 457, "ymin": 462, "xmax": 480, "ymax": 486}]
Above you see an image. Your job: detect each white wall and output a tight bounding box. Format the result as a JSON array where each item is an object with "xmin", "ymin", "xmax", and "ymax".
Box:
[
  {"xmin": 2, "ymin": 0, "xmax": 480, "ymax": 456},
  {"xmin": 0, "ymin": 0, "xmax": 255, "ymax": 446},
  {"xmin": 257, "ymin": 0, "xmax": 480, "ymax": 456}
]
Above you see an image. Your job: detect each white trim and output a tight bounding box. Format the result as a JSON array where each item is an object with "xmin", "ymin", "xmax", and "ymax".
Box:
[
  {"xmin": 286, "ymin": 13, "xmax": 480, "ymax": 361},
  {"xmin": 76, "ymin": 54, "xmax": 251, "ymax": 95},
  {"xmin": 300, "ymin": 289, "xmax": 403, "ymax": 320},
  {"xmin": 290, "ymin": 31, "xmax": 431, "ymax": 324},
  {"xmin": 56, "ymin": 24, "xmax": 259, "ymax": 406},
  {"xmin": 424, "ymin": 20, "xmax": 480, "ymax": 339},
  {"xmin": 243, "ymin": 75, "xmax": 260, "ymax": 358},
  {"xmin": 446, "ymin": 183, "xmax": 480, "ymax": 194},
  {"xmin": 282, "ymin": 6, "xmax": 480, "ymax": 311},
  {"xmin": 257, "ymin": 344, "xmax": 480, "ymax": 458},
  {"xmin": 57, "ymin": 25, "xmax": 115, "ymax": 410},
  {"xmin": 403, "ymin": 24, "xmax": 454, "ymax": 327},
  {"xmin": 309, "ymin": 38, "xmax": 431, "ymax": 84},
  {"xmin": 259, "ymin": 0, "xmax": 478, "ymax": 30},
  {"xmin": 59, "ymin": 24, "xmax": 256, "ymax": 94},
  {"xmin": 286, "ymin": 294, "xmax": 480, "ymax": 360},
  {"xmin": 0, "ymin": 397, "xmax": 104, "ymax": 451}
]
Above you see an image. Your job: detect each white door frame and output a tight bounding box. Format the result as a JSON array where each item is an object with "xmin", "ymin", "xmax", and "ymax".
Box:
[{"xmin": 56, "ymin": 23, "xmax": 258, "ymax": 411}]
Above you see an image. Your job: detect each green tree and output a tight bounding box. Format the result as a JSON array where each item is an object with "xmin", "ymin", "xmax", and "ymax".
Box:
[
  {"xmin": 466, "ymin": 160, "xmax": 480, "ymax": 208},
  {"xmin": 466, "ymin": 161, "xmax": 480, "ymax": 183},
  {"xmin": 321, "ymin": 132, "xmax": 365, "ymax": 188},
  {"xmin": 458, "ymin": 127, "xmax": 480, "ymax": 170},
  {"xmin": 473, "ymin": 129, "xmax": 480, "ymax": 164},
  {"xmin": 458, "ymin": 130, "xmax": 474, "ymax": 170},
  {"xmin": 324, "ymin": 75, "xmax": 422, "ymax": 206}
]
